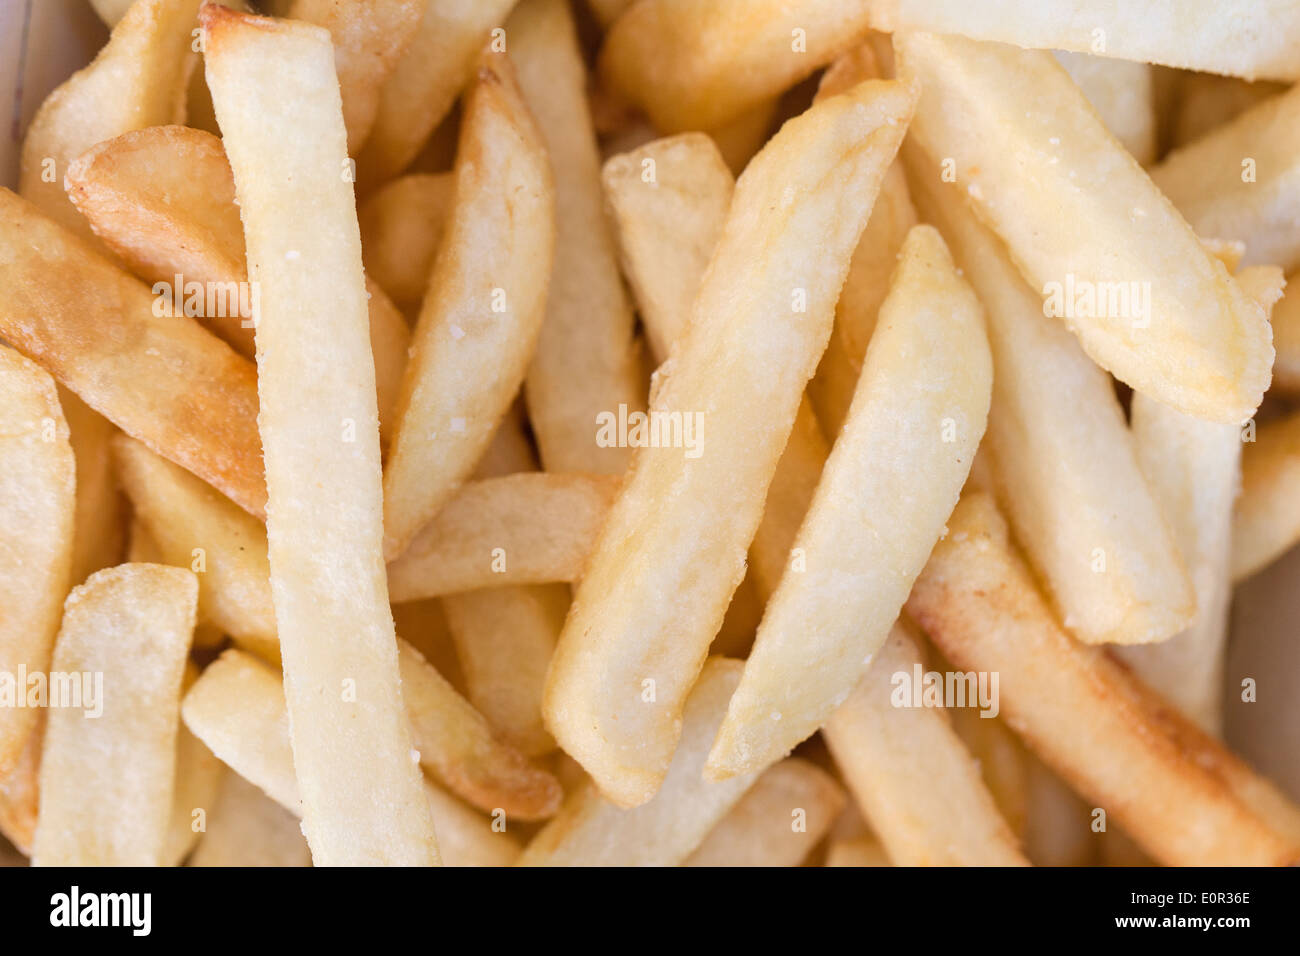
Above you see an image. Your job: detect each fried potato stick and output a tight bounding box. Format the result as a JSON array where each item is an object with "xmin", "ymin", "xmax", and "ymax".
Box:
[
  {"xmin": 545, "ymin": 76, "xmax": 916, "ymax": 806},
  {"xmin": 203, "ymin": 4, "xmax": 437, "ymax": 866}
]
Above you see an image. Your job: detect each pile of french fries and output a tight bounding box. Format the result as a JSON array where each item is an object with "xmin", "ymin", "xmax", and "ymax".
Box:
[{"xmin": 2, "ymin": 0, "xmax": 1300, "ymax": 868}]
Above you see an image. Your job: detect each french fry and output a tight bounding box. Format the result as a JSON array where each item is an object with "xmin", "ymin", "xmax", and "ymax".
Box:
[
  {"xmin": 1153, "ymin": 84, "xmax": 1300, "ymax": 273},
  {"xmin": 1053, "ymin": 52, "xmax": 1156, "ymax": 166},
  {"xmin": 392, "ymin": 599, "xmax": 466, "ymax": 693},
  {"xmin": 1232, "ymin": 409, "xmax": 1300, "ymax": 582},
  {"xmin": 0, "ymin": 349, "xmax": 75, "ymax": 773},
  {"xmin": 1272, "ymin": 278, "xmax": 1300, "ymax": 393},
  {"xmin": 189, "ymin": 772, "xmax": 311, "ymax": 867},
  {"xmin": 397, "ymin": 640, "xmax": 563, "ymax": 819},
  {"xmin": 708, "ymin": 225, "xmax": 990, "ymax": 778},
  {"xmin": 946, "ymin": 702, "xmax": 1029, "ymax": 842},
  {"xmin": 868, "ymin": 0, "xmax": 1300, "ymax": 81},
  {"xmin": 287, "ymin": 0, "xmax": 424, "ymax": 152},
  {"xmin": 545, "ymin": 76, "xmax": 916, "ymax": 806},
  {"xmin": 1022, "ymin": 754, "xmax": 1097, "ymax": 867},
  {"xmin": 599, "ymin": 0, "xmax": 873, "ymax": 133},
  {"xmin": 381, "ymin": 56, "xmax": 555, "ymax": 559},
  {"xmin": 1171, "ymin": 73, "xmax": 1287, "ymax": 148},
  {"xmin": 601, "ymin": 133, "xmax": 828, "ymax": 603},
  {"xmin": 707, "ymin": 98, "xmax": 779, "ymax": 176},
  {"xmin": 897, "ymin": 32, "xmax": 1273, "ymax": 424},
  {"xmin": 89, "ymin": 0, "xmax": 137, "ymax": 26},
  {"xmin": 0, "ymin": 721, "xmax": 41, "ymax": 856},
  {"xmin": 824, "ymin": 835, "xmax": 891, "ymax": 867},
  {"xmin": 0, "ymin": 188, "xmax": 266, "ymax": 518},
  {"xmin": 203, "ymin": 4, "xmax": 438, "ymax": 866},
  {"xmin": 358, "ymin": 172, "xmax": 454, "ymax": 308},
  {"xmin": 821, "ymin": 623, "xmax": 1028, "ymax": 866},
  {"xmin": 162, "ymin": 663, "xmax": 225, "ymax": 866},
  {"xmin": 905, "ymin": 492, "xmax": 1300, "ymax": 866},
  {"xmin": 904, "ymin": 142, "xmax": 1194, "ymax": 646},
  {"xmin": 511, "ymin": 0, "xmax": 646, "ymax": 475},
  {"xmin": 64, "ymin": 126, "xmax": 411, "ymax": 448},
  {"xmin": 59, "ymin": 389, "xmax": 126, "ymax": 586},
  {"xmin": 357, "ymin": 0, "xmax": 517, "ymax": 189},
  {"xmin": 18, "ymin": 0, "xmax": 200, "ymax": 235},
  {"xmin": 182, "ymin": 649, "xmax": 520, "ymax": 865},
  {"xmin": 520, "ymin": 658, "xmax": 761, "ymax": 865},
  {"xmin": 33, "ymin": 564, "xmax": 198, "ymax": 866},
  {"xmin": 387, "ymin": 473, "xmax": 618, "ymax": 601},
  {"xmin": 685, "ymin": 758, "xmax": 845, "ymax": 867},
  {"xmin": 113, "ymin": 434, "xmax": 278, "ymax": 662}
]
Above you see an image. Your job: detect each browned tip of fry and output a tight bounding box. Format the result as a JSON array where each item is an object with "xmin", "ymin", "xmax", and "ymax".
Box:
[{"xmin": 199, "ymin": 2, "xmax": 329, "ymax": 43}]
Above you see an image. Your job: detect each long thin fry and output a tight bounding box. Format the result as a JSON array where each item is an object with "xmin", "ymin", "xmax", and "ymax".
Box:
[
  {"xmin": 33, "ymin": 564, "xmax": 197, "ymax": 866},
  {"xmin": 822, "ymin": 623, "xmax": 1028, "ymax": 866},
  {"xmin": 358, "ymin": 172, "xmax": 455, "ymax": 309},
  {"xmin": 904, "ymin": 140, "xmax": 1194, "ymax": 646},
  {"xmin": 512, "ymin": 0, "xmax": 645, "ymax": 475},
  {"xmin": 905, "ymin": 492, "xmax": 1300, "ymax": 866},
  {"xmin": 545, "ymin": 77, "xmax": 916, "ymax": 807},
  {"xmin": 897, "ymin": 32, "xmax": 1273, "ymax": 424},
  {"xmin": 381, "ymin": 55, "xmax": 555, "ymax": 559},
  {"xmin": 0, "ymin": 349, "xmax": 75, "ymax": 773},
  {"xmin": 1232, "ymin": 409, "xmax": 1300, "ymax": 582},
  {"xmin": 203, "ymin": 4, "xmax": 437, "ymax": 866}
]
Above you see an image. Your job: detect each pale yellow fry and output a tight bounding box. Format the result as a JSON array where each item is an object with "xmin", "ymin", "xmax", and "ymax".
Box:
[
  {"xmin": 64, "ymin": 125, "xmax": 410, "ymax": 448},
  {"xmin": 1232, "ymin": 409, "xmax": 1300, "ymax": 582},
  {"xmin": 545, "ymin": 77, "xmax": 916, "ymax": 807},
  {"xmin": 905, "ymin": 144, "xmax": 1194, "ymax": 646},
  {"xmin": 112, "ymin": 434, "xmax": 278, "ymax": 662},
  {"xmin": 0, "ymin": 189, "xmax": 266, "ymax": 518},
  {"xmin": 0, "ymin": 723, "xmax": 40, "ymax": 856},
  {"xmin": 869, "ymin": 0, "xmax": 1300, "ymax": 80},
  {"xmin": 808, "ymin": 43, "xmax": 918, "ymax": 439},
  {"xmin": 600, "ymin": 133, "xmax": 827, "ymax": 604},
  {"xmin": 0, "ymin": 350, "xmax": 74, "ymax": 773},
  {"xmin": 59, "ymin": 389, "xmax": 125, "ymax": 586},
  {"xmin": 906, "ymin": 492, "xmax": 1300, "ymax": 867},
  {"xmin": 709, "ymin": 225, "xmax": 990, "ymax": 779},
  {"xmin": 599, "ymin": 0, "xmax": 873, "ymax": 132},
  {"xmin": 397, "ymin": 639, "xmax": 563, "ymax": 820},
  {"xmin": 1153, "ymin": 84, "xmax": 1300, "ymax": 273},
  {"xmin": 189, "ymin": 772, "xmax": 311, "ymax": 867},
  {"xmin": 358, "ymin": 0, "xmax": 517, "ymax": 188},
  {"xmin": 18, "ymin": 0, "xmax": 199, "ymax": 235},
  {"xmin": 382, "ymin": 56, "xmax": 555, "ymax": 559},
  {"xmin": 946, "ymin": 705, "xmax": 1029, "ymax": 842},
  {"xmin": 288, "ymin": 0, "xmax": 424, "ymax": 152},
  {"xmin": 358, "ymin": 172, "xmax": 454, "ymax": 308},
  {"xmin": 203, "ymin": 5, "xmax": 437, "ymax": 866},
  {"xmin": 163, "ymin": 664, "xmax": 224, "ymax": 866},
  {"xmin": 182, "ymin": 649, "xmax": 520, "ymax": 865},
  {"xmin": 33, "ymin": 564, "xmax": 197, "ymax": 866},
  {"xmin": 1053, "ymin": 51, "xmax": 1156, "ymax": 166},
  {"xmin": 512, "ymin": 0, "xmax": 645, "ymax": 475},
  {"xmin": 387, "ymin": 473, "xmax": 619, "ymax": 601},
  {"xmin": 685, "ymin": 758, "xmax": 846, "ymax": 867},
  {"xmin": 520, "ymin": 658, "xmax": 761, "ymax": 865},
  {"xmin": 1022, "ymin": 755, "xmax": 1096, "ymax": 867},
  {"xmin": 897, "ymin": 32, "xmax": 1273, "ymax": 423},
  {"xmin": 822, "ymin": 623, "xmax": 1028, "ymax": 866}
]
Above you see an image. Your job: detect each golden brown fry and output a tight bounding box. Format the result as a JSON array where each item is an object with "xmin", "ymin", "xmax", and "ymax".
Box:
[
  {"xmin": 0, "ymin": 188, "xmax": 266, "ymax": 518},
  {"xmin": 1154, "ymin": 84, "xmax": 1300, "ymax": 273},
  {"xmin": 906, "ymin": 492, "xmax": 1300, "ymax": 866},
  {"xmin": 898, "ymin": 32, "xmax": 1273, "ymax": 423},
  {"xmin": 709, "ymin": 225, "xmax": 990, "ymax": 778},
  {"xmin": 520, "ymin": 658, "xmax": 761, "ymax": 865},
  {"xmin": 204, "ymin": 3, "xmax": 438, "ymax": 866},
  {"xmin": 512, "ymin": 0, "xmax": 646, "ymax": 475},
  {"xmin": 599, "ymin": 0, "xmax": 873, "ymax": 133},
  {"xmin": 1232, "ymin": 409, "xmax": 1300, "ymax": 582},
  {"xmin": 59, "ymin": 389, "xmax": 126, "ymax": 586},
  {"xmin": 1172, "ymin": 73, "xmax": 1286, "ymax": 148},
  {"xmin": 387, "ymin": 473, "xmax": 619, "ymax": 601},
  {"xmin": 357, "ymin": 0, "xmax": 517, "ymax": 188},
  {"xmin": 19, "ymin": 0, "xmax": 200, "ymax": 235},
  {"xmin": 358, "ymin": 172, "xmax": 454, "ymax": 308},
  {"xmin": 287, "ymin": 0, "xmax": 424, "ymax": 152},
  {"xmin": 0, "ymin": 350, "xmax": 75, "ymax": 774},
  {"xmin": 1272, "ymin": 277, "xmax": 1300, "ymax": 393},
  {"xmin": 685, "ymin": 758, "xmax": 845, "ymax": 867},
  {"xmin": 112, "ymin": 434, "xmax": 278, "ymax": 661},
  {"xmin": 905, "ymin": 143, "xmax": 1194, "ymax": 646},
  {"xmin": 822, "ymin": 623, "xmax": 1028, "ymax": 866},
  {"xmin": 824, "ymin": 835, "xmax": 891, "ymax": 867},
  {"xmin": 707, "ymin": 98, "xmax": 779, "ymax": 176},
  {"xmin": 546, "ymin": 76, "xmax": 916, "ymax": 807},
  {"xmin": 182, "ymin": 649, "xmax": 521, "ymax": 865},
  {"xmin": 869, "ymin": 0, "xmax": 1300, "ymax": 81},
  {"xmin": 382, "ymin": 56, "xmax": 555, "ymax": 559},
  {"xmin": 33, "ymin": 564, "xmax": 197, "ymax": 866}
]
